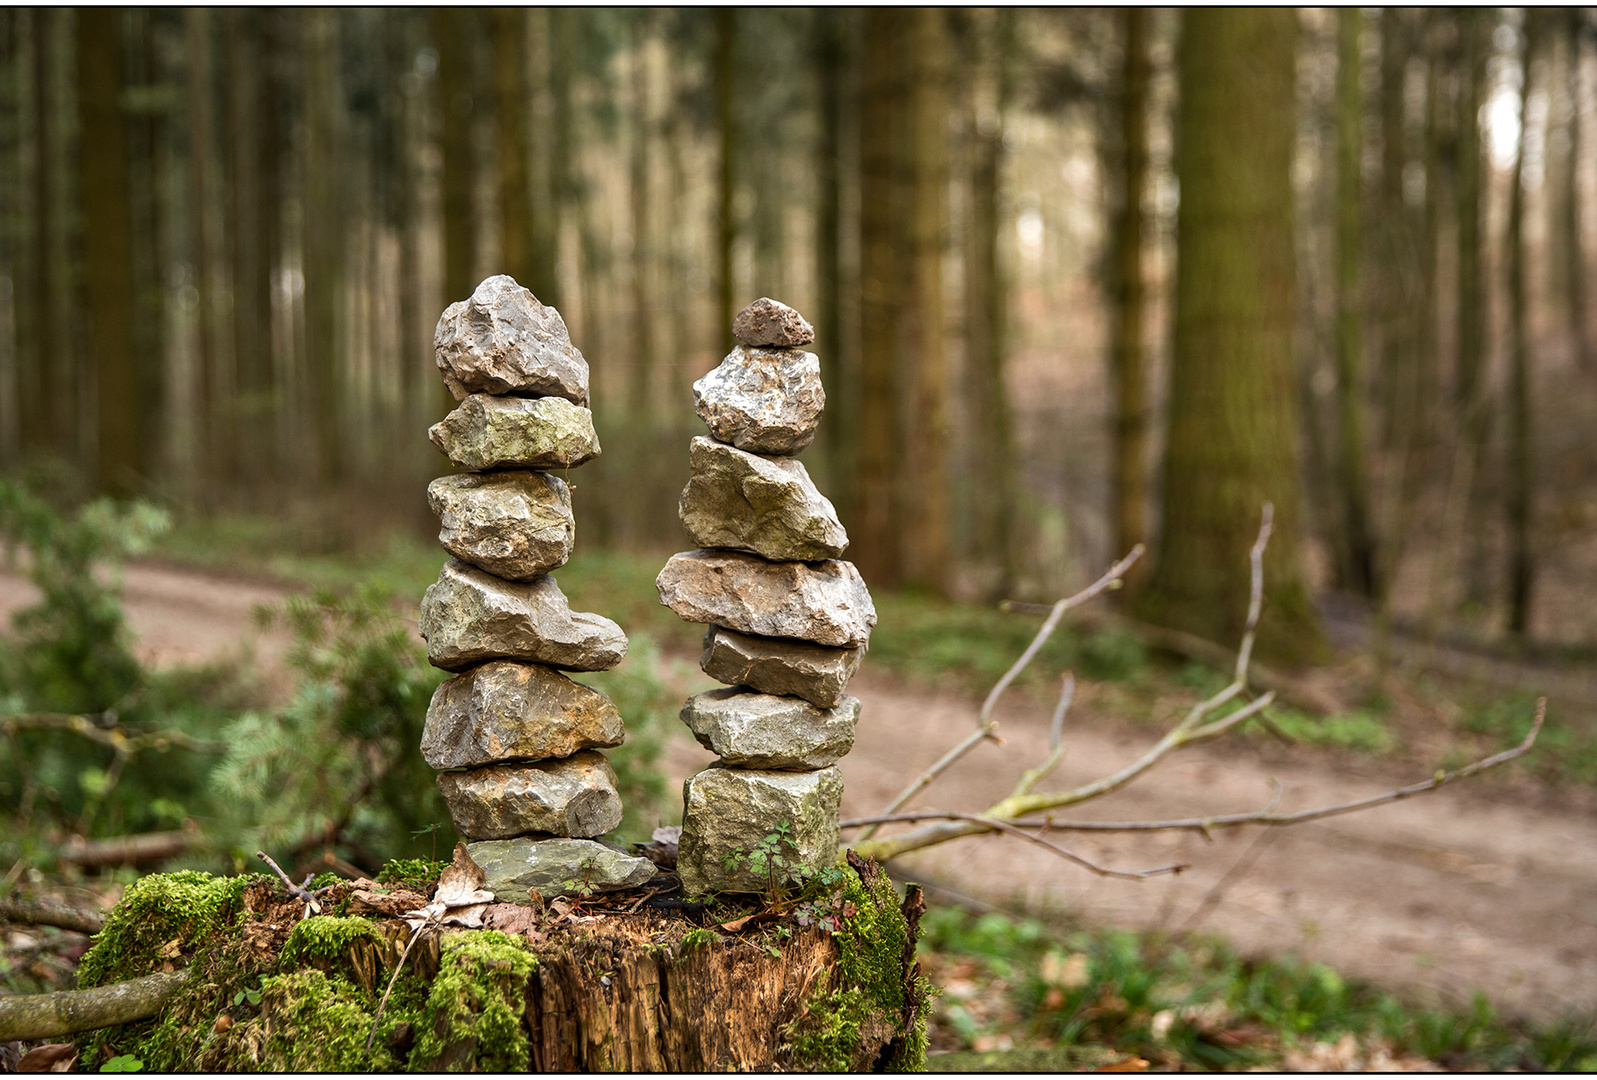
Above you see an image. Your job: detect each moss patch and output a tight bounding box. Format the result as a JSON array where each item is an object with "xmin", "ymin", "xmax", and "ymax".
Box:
[
  {"xmin": 411, "ymin": 930, "xmax": 538, "ymax": 1071},
  {"xmin": 77, "ymin": 871, "xmax": 255, "ymax": 989}
]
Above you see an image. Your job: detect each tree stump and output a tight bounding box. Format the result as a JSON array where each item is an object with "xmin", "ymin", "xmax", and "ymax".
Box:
[{"xmin": 67, "ymin": 857, "xmax": 929, "ymax": 1072}]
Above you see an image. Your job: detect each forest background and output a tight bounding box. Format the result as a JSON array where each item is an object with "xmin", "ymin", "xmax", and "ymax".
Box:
[{"xmin": 1, "ymin": 7, "xmax": 1596, "ymax": 1068}]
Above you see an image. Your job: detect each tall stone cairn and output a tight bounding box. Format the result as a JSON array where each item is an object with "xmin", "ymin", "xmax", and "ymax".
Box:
[
  {"xmin": 657, "ymin": 297, "xmax": 877, "ymax": 895},
  {"xmin": 419, "ymin": 275, "xmax": 656, "ymax": 900}
]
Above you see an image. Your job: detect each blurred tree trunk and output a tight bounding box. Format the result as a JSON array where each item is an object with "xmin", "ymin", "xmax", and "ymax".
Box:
[
  {"xmin": 302, "ymin": 9, "xmax": 344, "ymax": 486},
  {"xmin": 545, "ymin": 9, "xmax": 573, "ymax": 315},
  {"xmin": 77, "ymin": 9, "xmax": 145, "ymax": 495},
  {"xmin": 714, "ymin": 9, "xmax": 735, "ymax": 336},
  {"xmin": 1505, "ymin": 13, "xmax": 1538, "ymax": 638},
  {"xmin": 436, "ymin": 7, "xmax": 473, "ymax": 308},
  {"xmin": 1455, "ymin": 9, "xmax": 1491, "ymax": 606},
  {"xmin": 1110, "ymin": 6, "xmax": 1150, "ymax": 595},
  {"xmin": 21, "ymin": 9, "xmax": 65, "ymax": 462},
  {"xmin": 1375, "ymin": 9, "xmax": 1412, "ymax": 455},
  {"xmin": 812, "ymin": 8, "xmax": 847, "ymax": 497},
  {"xmin": 1138, "ymin": 8, "xmax": 1322, "ymax": 663},
  {"xmin": 854, "ymin": 8, "xmax": 904, "ymax": 589},
  {"xmin": 1563, "ymin": 11, "xmax": 1592, "ymax": 373},
  {"xmin": 493, "ymin": 7, "xmax": 530, "ymax": 288},
  {"xmin": 0, "ymin": 11, "xmax": 15, "ymax": 461},
  {"xmin": 525, "ymin": 10, "xmax": 559, "ymax": 307},
  {"xmin": 899, "ymin": 7, "xmax": 950, "ymax": 594},
  {"xmin": 627, "ymin": 14, "xmax": 654, "ymax": 420},
  {"xmin": 1333, "ymin": 7, "xmax": 1379, "ymax": 599},
  {"xmin": 186, "ymin": 8, "xmax": 228, "ymax": 495}
]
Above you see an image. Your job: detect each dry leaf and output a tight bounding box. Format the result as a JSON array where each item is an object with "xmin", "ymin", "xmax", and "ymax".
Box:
[
  {"xmin": 719, "ymin": 913, "xmax": 756, "ymax": 932},
  {"xmin": 1095, "ymin": 1056, "xmax": 1149, "ymax": 1073},
  {"xmin": 158, "ymin": 937, "xmax": 183, "ymax": 959},
  {"xmin": 403, "ymin": 843, "xmax": 495, "ymax": 930},
  {"xmin": 16, "ymin": 1044, "xmax": 77, "ymax": 1073}
]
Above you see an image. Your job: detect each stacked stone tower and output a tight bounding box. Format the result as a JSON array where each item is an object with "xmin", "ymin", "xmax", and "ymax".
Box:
[
  {"xmin": 657, "ymin": 298, "xmax": 877, "ymax": 895},
  {"xmin": 418, "ymin": 275, "xmax": 655, "ymax": 898}
]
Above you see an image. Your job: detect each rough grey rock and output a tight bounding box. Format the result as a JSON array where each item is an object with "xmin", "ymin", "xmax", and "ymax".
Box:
[
  {"xmin": 731, "ymin": 297, "xmax": 814, "ymax": 348},
  {"xmin": 429, "ymin": 394, "xmax": 600, "ymax": 472},
  {"xmin": 656, "ymin": 550, "xmax": 876, "ymax": 649},
  {"xmin": 436, "ymin": 751, "xmax": 622, "ymax": 840},
  {"xmin": 692, "ymin": 345, "xmax": 824, "ymax": 455},
  {"xmin": 420, "ymin": 559, "xmax": 628, "ymax": 672},
  {"xmin": 681, "ymin": 688, "xmax": 859, "ymax": 770},
  {"xmin": 700, "ymin": 626, "xmax": 864, "ymax": 709},
  {"xmin": 434, "ymin": 275, "xmax": 590, "ymax": 404},
  {"xmin": 676, "ymin": 765, "xmax": 843, "ymax": 896},
  {"xmin": 678, "ymin": 437, "xmax": 846, "ymax": 561},
  {"xmin": 428, "ymin": 471, "xmax": 574, "ymax": 581},
  {"xmin": 467, "ymin": 837, "xmax": 656, "ymax": 900},
  {"xmin": 421, "ymin": 661, "xmax": 624, "ymax": 771}
]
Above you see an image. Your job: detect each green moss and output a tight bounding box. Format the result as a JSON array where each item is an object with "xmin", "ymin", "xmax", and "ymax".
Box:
[
  {"xmin": 77, "ymin": 871, "xmax": 255, "ymax": 989},
  {"xmin": 376, "ymin": 858, "xmax": 448, "ymax": 890},
  {"xmin": 787, "ymin": 865, "xmax": 930, "ymax": 1072},
  {"xmin": 411, "ymin": 930, "xmax": 538, "ymax": 1072},
  {"xmin": 281, "ymin": 915, "xmax": 384, "ymax": 967},
  {"xmin": 241, "ymin": 969, "xmax": 397, "ymax": 1072},
  {"xmin": 679, "ymin": 927, "xmax": 718, "ymax": 955}
]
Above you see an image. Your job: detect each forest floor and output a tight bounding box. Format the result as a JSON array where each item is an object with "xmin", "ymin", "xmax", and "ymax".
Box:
[{"xmin": 2, "ymin": 559, "xmax": 1593, "ymax": 1029}]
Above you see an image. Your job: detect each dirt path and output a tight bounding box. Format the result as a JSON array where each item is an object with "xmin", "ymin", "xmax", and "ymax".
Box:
[{"xmin": 4, "ymin": 562, "xmax": 1592, "ymax": 1023}]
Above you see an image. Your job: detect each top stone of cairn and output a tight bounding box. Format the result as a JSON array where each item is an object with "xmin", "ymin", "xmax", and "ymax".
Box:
[
  {"xmin": 435, "ymin": 275, "xmax": 590, "ymax": 406},
  {"xmin": 732, "ymin": 297, "xmax": 814, "ymax": 348}
]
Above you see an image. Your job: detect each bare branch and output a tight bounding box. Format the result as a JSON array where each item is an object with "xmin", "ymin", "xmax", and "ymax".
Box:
[
  {"xmin": 0, "ymin": 970, "xmax": 189, "ymax": 1041},
  {"xmin": 1013, "ymin": 673, "xmax": 1075, "ymax": 798},
  {"xmin": 865, "ymin": 810, "xmax": 1187, "ymax": 880},
  {"xmin": 0, "ymin": 895, "xmax": 105, "ymax": 936},
  {"xmin": 0, "ymin": 712, "xmax": 226, "ymax": 756},
  {"xmin": 841, "ymin": 702, "xmax": 1544, "ymax": 838},
  {"xmin": 858, "ymin": 545, "xmax": 1144, "ymax": 840}
]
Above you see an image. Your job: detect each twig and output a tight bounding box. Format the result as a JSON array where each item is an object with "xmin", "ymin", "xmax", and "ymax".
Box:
[
  {"xmin": 1178, "ymin": 828, "xmax": 1279, "ymax": 932},
  {"xmin": 0, "ymin": 969, "xmax": 189, "ymax": 1041},
  {"xmin": 0, "ymin": 712, "xmax": 226, "ymax": 756},
  {"xmin": 1014, "ymin": 674, "xmax": 1075, "ymax": 798},
  {"xmin": 255, "ymin": 850, "xmax": 331, "ymax": 906},
  {"xmin": 880, "ymin": 810, "xmax": 1186, "ymax": 881},
  {"xmin": 0, "ymin": 895, "xmax": 105, "ymax": 936},
  {"xmin": 858, "ymin": 546, "xmax": 1144, "ymax": 841},
  {"xmin": 363, "ymin": 919, "xmax": 429, "ymax": 1064},
  {"xmin": 840, "ymin": 701, "xmax": 1544, "ymax": 838}
]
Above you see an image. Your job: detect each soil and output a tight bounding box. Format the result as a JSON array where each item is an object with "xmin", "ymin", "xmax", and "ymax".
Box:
[{"xmin": 4, "ymin": 561, "xmax": 1593, "ymax": 1025}]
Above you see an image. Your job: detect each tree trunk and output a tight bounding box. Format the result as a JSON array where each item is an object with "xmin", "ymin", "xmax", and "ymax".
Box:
[
  {"xmin": 714, "ymin": 10, "xmax": 736, "ymax": 338},
  {"xmin": 853, "ymin": 9, "xmax": 905, "ymax": 589},
  {"xmin": 436, "ymin": 7, "xmax": 474, "ymax": 311},
  {"xmin": 524, "ymin": 9, "xmax": 559, "ymax": 308},
  {"xmin": 301, "ymin": 10, "xmax": 344, "ymax": 488},
  {"xmin": 492, "ymin": 7, "xmax": 530, "ymax": 288},
  {"xmin": 812, "ymin": 9, "xmax": 847, "ymax": 496},
  {"xmin": 1137, "ymin": 8, "xmax": 1323, "ymax": 664},
  {"xmin": 899, "ymin": 8, "xmax": 951, "ymax": 595},
  {"xmin": 1454, "ymin": 9, "xmax": 1491, "ymax": 607},
  {"xmin": 1111, "ymin": 6, "xmax": 1150, "ymax": 596},
  {"xmin": 1505, "ymin": 14, "xmax": 1538, "ymax": 638},
  {"xmin": 1563, "ymin": 11, "xmax": 1592, "ymax": 373},
  {"xmin": 77, "ymin": 9, "xmax": 144, "ymax": 496},
  {"xmin": 1333, "ymin": 7, "xmax": 1380, "ymax": 599}
]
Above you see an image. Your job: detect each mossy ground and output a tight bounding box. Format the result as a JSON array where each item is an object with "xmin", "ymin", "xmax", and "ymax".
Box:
[{"xmin": 69, "ymin": 859, "xmax": 928, "ymax": 1072}]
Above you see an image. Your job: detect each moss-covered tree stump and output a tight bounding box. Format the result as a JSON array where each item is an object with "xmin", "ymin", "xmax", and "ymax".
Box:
[{"xmin": 68, "ymin": 858, "xmax": 929, "ymax": 1072}]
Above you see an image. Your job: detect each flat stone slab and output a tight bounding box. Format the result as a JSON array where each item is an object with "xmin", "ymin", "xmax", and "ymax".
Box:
[
  {"xmin": 467, "ymin": 837, "xmax": 656, "ymax": 900},
  {"xmin": 657, "ymin": 550, "xmax": 876, "ymax": 649},
  {"xmin": 732, "ymin": 297, "xmax": 814, "ymax": 348},
  {"xmin": 700, "ymin": 626, "xmax": 864, "ymax": 709},
  {"xmin": 677, "ymin": 765, "xmax": 843, "ymax": 896},
  {"xmin": 421, "ymin": 661, "xmax": 624, "ymax": 771},
  {"xmin": 437, "ymin": 751, "xmax": 622, "ymax": 840},
  {"xmin": 692, "ymin": 345, "xmax": 823, "ymax": 455},
  {"xmin": 430, "ymin": 394, "xmax": 600, "ymax": 472},
  {"xmin": 435, "ymin": 275, "xmax": 590, "ymax": 405},
  {"xmin": 420, "ymin": 559, "xmax": 628, "ymax": 673},
  {"xmin": 681, "ymin": 688, "xmax": 859, "ymax": 770},
  {"xmin": 428, "ymin": 471, "xmax": 574, "ymax": 582},
  {"xmin": 679, "ymin": 436, "xmax": 846, "ymax": 561}
]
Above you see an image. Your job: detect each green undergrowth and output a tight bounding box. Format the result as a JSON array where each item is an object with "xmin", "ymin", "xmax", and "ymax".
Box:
[{"xmin": 919, "ymin": 906, "xmax": 1597, "ymax": 1072}]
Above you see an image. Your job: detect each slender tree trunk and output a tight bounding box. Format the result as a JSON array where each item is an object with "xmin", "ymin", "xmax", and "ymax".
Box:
[
  {"xmin": 77, "ymin": 9, "xmax": 143, "ymax": 495},
  {"xmin": 524, "ymin": 10, "xmax": 558, "ymax": 307},
  {"xmin": 715, "ymin": 10, "xmax": 736, "ymax": 337},
  {"xmin": 1111, "ymin": 6, "xmax": 1150, "ymax": 595},
  {"xmin": 20, "ymin": 9, "xmax": 61, "ymax": 461},
  {"xmin": 1564, "ymin": 10, "xmax": 1592, "ymax": 373},
  {"xmin": 225, "ymin": 9, "xmax": 269, "ymax": 488},
  {"xmin": 493, "ymin": 7, "xmax": 530, "ymax": 288},
  {"xmin": 898, "ymin": 7, "xmax": 950, "ymax": 594},
  {"xmin": 627, "ymin": 15, "xmax": 654, "ymax": 420},
  {"xmin": 1137, "ymin": 8, "xmax": 1322, "ymax": 663},
  {"xmin": 1333, "ymin": 7, "xmax": 1379, "ymax": 599},
  {"xmin": 1455, "ymin": 9, "xmax": 1491, "ymax": 606},
  {"xmin": 544, "ymin": 9, "xmax": 573, "ymax": 314},
  {"xmin": 186, "ymin": 8, "xmax": 227, "ymax": 495},
  {"xmin": 1505, "ymin": 14, "xmax": 1538, "ymax": 638},
  {"xmin": 436, "ymin": 8, "xmax": 474, "ymax": 308},
  {"xmin": 302, "ymin": 9, "xmax": 343, "ymax": 487},
  {"xmin": 854, "ymin": 9, "xmax": 904, "ymax": 589},
  {"xmin": 812, "ymin": 9, "xmax": 846, "ymax": 496}
]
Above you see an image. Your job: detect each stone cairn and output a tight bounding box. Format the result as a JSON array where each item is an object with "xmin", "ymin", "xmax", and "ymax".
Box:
[
  {"xmin": 417, "ymin": 275, "xmax": 657, "ymax": 899},
  {"xmin": 657, "ymin": 297, "xmax": 878, "ymax": 895}
]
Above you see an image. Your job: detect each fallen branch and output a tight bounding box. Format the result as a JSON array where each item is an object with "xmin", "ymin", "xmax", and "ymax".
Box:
[
  {"xmin": 0, "ymin": 895, "xmax": 105, "ymax": 936},
  {"xmin": 0, "ymin": 970, "xmax": 189, "ymax": 1041},
  {"xmin": 0, "ymin": 711, "xmax": 225, "ymax": 757},
  {"xmin": 61, "ymin": 829, "xmax": 198, "ymax": 869}
]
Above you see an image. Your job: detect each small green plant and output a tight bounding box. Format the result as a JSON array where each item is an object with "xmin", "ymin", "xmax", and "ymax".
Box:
[
  {"xmin": 721, "ymin": 819, "xmax": 823, "ymax": 902},
  {"xmin": 99, "ymin": 1055, "xmax": 144, "ymax": 1073},
  {"xmin": 231, "ymin": 983, "xmax": 263, "ymax": 1008}
]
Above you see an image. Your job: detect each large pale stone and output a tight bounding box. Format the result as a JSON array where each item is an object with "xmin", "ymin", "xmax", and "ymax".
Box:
[
  {"xmin": 681, "ymin": 688, "xmax": 858, "ymax": 770},
  {"xmin": 421, "ymin": 661, "xmax": 624, "ymax": 770},
  {"xmin": 429, "ymin": 394, "xmax": 600, "ymax": 472},
  {"xmin": 420, "ymin": 559, "xmax": 628, "ymax": 672},
  {"xmin": 692, "ymin": 345, "xmax": 823, "ymax": 455},
  {"xmin": 437, "ymin": 751, "xmax": 622, "ymax": 840},
  {"xmin": 700, "ymin": 626, "xmax": 864, "ymax": 709},
  {"xmin": 467, "ymin": 837, "xmax": 656, "ymax": 900},
  {"xmin": 679, "ymin": 437, "xmax": 846, "ymax": 561},
  {"xmin": 676, "ymin": 765, "xmax": 843, "ymax": 896},
  {"xmin": 434, "ymin": 275, "xmax": 590, "ymax": 404},
  {"xmin": 656, "ymin": 550, "xmax": 876, "ymax": 649},
  {"xmin": 428, "ymin": 471, "xmax": 574, "ymax": 581},
  {"xmin": 732, "ymin": 297, "xmax": 814, "ymax": 348}
]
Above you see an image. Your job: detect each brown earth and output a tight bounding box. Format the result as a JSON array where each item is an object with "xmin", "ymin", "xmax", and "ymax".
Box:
[{"xmin": 3, "ymin": 562, "xmax": 1593, "ymax": 1024}]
